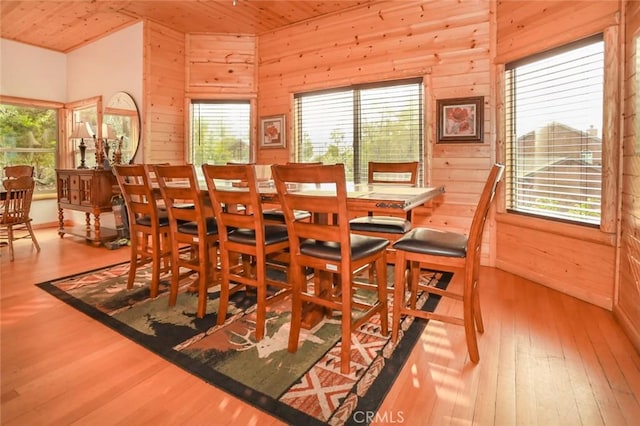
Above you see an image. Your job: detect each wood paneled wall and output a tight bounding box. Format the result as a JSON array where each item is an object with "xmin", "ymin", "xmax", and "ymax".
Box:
[
  {"xmin": 142, "ymin": 20, "xmax": 186, "ymax": 164},
  {"xmin": 257, "ymin": 0, "xmax": 495, "ymax": 254},
  {"xmin": 618, "ymin": 0, "xmax": 640, "ymax": 352},
  {"xmin": 493, "ymin": 1, "xmax": 621, "ymax": 310}
]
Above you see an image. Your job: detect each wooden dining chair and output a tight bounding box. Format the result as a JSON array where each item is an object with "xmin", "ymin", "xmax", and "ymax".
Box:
[
  {"xmin": 271, "ymin": 163, "xmax": 390, "ymax": 374},
  {"xmin": 113, "ymin": 164, "xmax": 171, "ymax": 298},
  {"xmin": 0, "ymin": 176, "xmax": 40, "ymax": 261},
  {"xmin": 3, "ymin": 165, "xmax": 35, "ymax": 179},
  {"xmin": 391, "ymin": 163, "xmax": 505, "ymax": 363},
  {"xmin": 349, "ymin": 161, "xmax": 419, "ymax": 281},
  {"xmin": 154, "ymin": 164, "xmax": 219, "ymax": 318},
  {"xmin": 202, "ymin": 163, "xmax": 290, "ymax": 340}
]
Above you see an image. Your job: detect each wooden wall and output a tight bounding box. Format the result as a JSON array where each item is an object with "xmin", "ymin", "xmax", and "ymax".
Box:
[
  {"xmin": 257, "ymin": 0, "xmax": 495, "ymax": 255},
  {"xmin": 494, "ymin": 1, "xmax": 620, "ymax": 310},
  {"xmin": 142, "ymin": 20, "xmax": 186, "ymax": 164},
  {"xmin": 618, "ymin": 0, "xmax": 640, "ymax": 352}
]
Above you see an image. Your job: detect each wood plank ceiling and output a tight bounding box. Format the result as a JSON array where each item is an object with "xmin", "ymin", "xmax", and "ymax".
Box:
[{"xmin": 0, "ymin": 0, "xmax": 375, "ymax": 53}]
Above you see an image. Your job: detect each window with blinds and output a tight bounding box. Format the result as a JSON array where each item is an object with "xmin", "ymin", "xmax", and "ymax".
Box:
[
  {"xmin": 190, "ymin": 100, "xmax": 251, "ymax": 176},
  {"xmin": 505, "ymin": 34, "xmax": 604, "ymax": 226},
  {"xmin": 294, "ymin": 78, "xmax": 423, "ymax": 184}
]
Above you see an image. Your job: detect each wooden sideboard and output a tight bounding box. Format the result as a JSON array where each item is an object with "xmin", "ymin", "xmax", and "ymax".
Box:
[{"xmin": 56, "ymin": 168, "xmax": 118, "ymax": 243}]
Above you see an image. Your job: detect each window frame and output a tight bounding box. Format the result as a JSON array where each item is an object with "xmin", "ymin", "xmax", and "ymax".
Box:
[
  {"xmin": 502, "ymin": 33, "xmax": 615, "ymax": 230},
  {"xmin": 0, "ymin": 95, "xmax": 64, "ymax": 199},
  {"xmin": 187, "ymin": 98, "xmax": 254, "ymax": 177},
  {"xmin": 293, "ymin": 78, "xmax": 424, "ymax": 185}
]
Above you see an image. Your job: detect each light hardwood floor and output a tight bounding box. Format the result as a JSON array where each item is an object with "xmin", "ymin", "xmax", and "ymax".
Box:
[{"xmin": 2, "ymin": 228, "xmax": 640, "ymax": 425}]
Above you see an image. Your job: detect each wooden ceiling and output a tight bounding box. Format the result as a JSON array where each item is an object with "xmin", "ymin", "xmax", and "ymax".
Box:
[{"xmin": 0, "ymin": 0, "xmax": 374, "ymax": 53}]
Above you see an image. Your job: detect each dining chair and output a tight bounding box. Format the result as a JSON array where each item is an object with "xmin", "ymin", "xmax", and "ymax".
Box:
[
  {"xmin": 113, "ymin": 164, "xmax": 171, "ymax": 298},
  {"xmin": 0, "ymin": 176, "xmax": 40, "ymax": 261},
  {"xmin": 3, "ymin": 165, "xmax": 34, "ymax": 179},
  {"xmin": 391, "ymin": 163, "xmax": 505, "ymax": 363},
  {"xmin": 154, "ymin": 164, "xmax": 219, "ymax": 318},
  {"xmin": 202, "ymin": 163, "xmax": 290, "ymax": 340},
  {"xmin": 349, "ymin": 161, "xmax": 419, "ymax": 282},
  {"xmin": 271, "ymin": 163, "xmax": 389, "ymax": 374}
]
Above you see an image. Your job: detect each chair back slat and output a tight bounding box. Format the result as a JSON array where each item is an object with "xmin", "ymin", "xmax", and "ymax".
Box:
[
  {"xmin": 113, "ymin": 164, "xmax": 159, "ymax": 225},
  {"xmin": 4, "ymin": 165, "xmax": 34, "ymax": 179},
  {"xmin": 368, "ymin": 161, "xmax": 418, "ymax": 186},
  {"xmin": 202, "ymin": 163, "xmax": 265, "ymax": 243},
  {"xmin": 154, "ymin": 164, "xmax": 204, "ymax": 224},
  {"xmin": 272, "ymin": 163, "xmax": 351, "ymax": 260},
  {"xmin": 2, "ymin": 176, "xmax": 35, "ymax": 223}
]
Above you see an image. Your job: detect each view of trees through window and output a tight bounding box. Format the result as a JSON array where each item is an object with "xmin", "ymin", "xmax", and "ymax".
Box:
[
  {"xmin": 0, "ymin": 102, "xmax": 58, "ymax": 194},
  {"xmin": 295, "ymin": 79, "xmax": 423, "ymax": 184},
  {"xmin": 190, "ymin": 101, "xmax": 251, "ymax": 177}
]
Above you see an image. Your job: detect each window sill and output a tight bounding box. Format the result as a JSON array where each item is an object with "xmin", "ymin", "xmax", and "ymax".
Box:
[{"xmin": 496, "ymin": 211, "xmax": 616, "ymax": 246}]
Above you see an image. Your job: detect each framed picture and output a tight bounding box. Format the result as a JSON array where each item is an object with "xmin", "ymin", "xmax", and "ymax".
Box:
[
  {"xmin": 260, "ymin": 115, "xmax": 286, "ymax": 149},
  {"xmin": 436, "ymin": 96, "xmax": 484, "ymax": 143}
]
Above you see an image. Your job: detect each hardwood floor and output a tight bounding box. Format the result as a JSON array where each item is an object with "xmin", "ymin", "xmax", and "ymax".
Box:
[{"xmin": 2, "ymin": 228, "xmax": 640, "ymax": 425}]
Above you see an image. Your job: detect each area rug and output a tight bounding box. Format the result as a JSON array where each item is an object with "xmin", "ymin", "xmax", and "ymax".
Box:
[{"xmin": 36, "ymin": 262, "xmax": 451, "ymax": 426}]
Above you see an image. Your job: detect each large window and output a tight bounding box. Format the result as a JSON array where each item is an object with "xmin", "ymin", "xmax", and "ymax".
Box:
[
  {"xmin": 294, "ymin": 78, "xmax": 423, "ymax": 184},
  {"xmin": 505, "ymin": 35, "xmax": 604, "ymax": 225},
  {"xmin": 190, "ymin": 100, "xmax": 251, "ymax": 177},
  {"xmin": 0, "ymin": 99, "xmax": 59, "ymax": 195}
]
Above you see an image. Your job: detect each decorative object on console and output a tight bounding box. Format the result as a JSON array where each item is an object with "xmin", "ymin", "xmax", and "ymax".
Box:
[
  {"xmin": 436, "ymin": 96, "xmax": 484, "ymax": 143},
  {"xmin": 70, "ymin": 122, "xmax": 93, "ymax": 169}
]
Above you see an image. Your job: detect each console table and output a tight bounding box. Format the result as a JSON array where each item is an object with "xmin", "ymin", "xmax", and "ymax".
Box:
[{"xmin": 56, "ymin": 168, "xmax": 118, "ymax": 243}]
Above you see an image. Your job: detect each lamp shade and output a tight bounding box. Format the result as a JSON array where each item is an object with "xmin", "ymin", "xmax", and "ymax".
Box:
[
  {"xmin": 71, "ymin": 121, "xmax": 94, "ymax": 139},
  {"xmin": 102, "ymin": 123, "xmax": 117, "ymax": 140}
]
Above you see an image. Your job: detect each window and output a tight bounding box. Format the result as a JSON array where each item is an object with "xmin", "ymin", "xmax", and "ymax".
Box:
[
  {"xmin": 189, "ymin": 100, "xmax": 251, "ymax": 178},
  {"xmin": 294, "ymin": 78, "xmax": 423, "ymax": 184},
  {"xmin": 0, "ymin": 99, "xmax": 60, "ymax": 195},
  {"xmin": 505, "ymin": 35, "xmax": 604, "ymax": 225}
]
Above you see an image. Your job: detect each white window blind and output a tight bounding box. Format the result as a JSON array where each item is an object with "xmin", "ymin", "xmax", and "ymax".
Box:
[
  {"xmin": 505, "ymin": 34, "xmax": 603, "ymax": 225},
  {"xmin": 294, "ymin": 78, "xmax": 423, "ymax": 184},
  {"xmin": 190, "ymin": 101, "xmax": 250, "ymax": 175}
]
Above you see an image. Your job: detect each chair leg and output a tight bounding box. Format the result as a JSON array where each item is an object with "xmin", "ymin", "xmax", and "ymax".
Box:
[
  {"xmin": 392, "ymin": 250, "xmax": 407, "ymax": 342},
  {"xmin": 254, "ymin": 263, "xmax": 267, "ymax": 341},
  {"xmin": 340, "ymin": 269, "xmax": 352, "ymax": 374},
  {"xmin": 25, "ymin": 221, "xmax": 40, "ymax": 252},
  {"xmin": 463, "ymin": 270, "xmax": 480, "ymax": 363},
  {"xmin": 287, "ymin": 265, "xmax": 305, "ymax": 353},
  {"xmin": 7, "ymin": 225, "xmax": 15, "ymax": 261},
  {"xmin": 217, "ymin": 250, "xmax": 232, "ymax": 326},
  {"xmin": 168, "ymin": 240, "xmax": 181, "ymax": 307},
  {"xmin": 150, "ymin": 232, "xmax": 161, "ymax": 298},
  {"xmin": 196, "ymin": 244, "xmax": 209, "ymax": 319},
  {"xmin": 375, "ymin": 255, "xmax": 388, "ymax": 336},
  {"xmin": 126, "ymin": 230, "xmax": 139, "ymax": 290}
]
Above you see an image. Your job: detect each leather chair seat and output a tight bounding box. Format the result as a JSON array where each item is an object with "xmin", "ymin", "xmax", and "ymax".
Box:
[
  {"xmin": 393, "ymin": 228, "xmax": 467, "ymax": 258},
  {"xmin": 177, "ymin": 217, "xmax": 218, "ymax": 235},
  {"xmin": 228, "ymin": 224, "xmax": 289, "ymax": 245},
  {"xmin": 263, "ymin": 209, "xmax": 311, "ymax": 223},
  {"xmin": 349, "ymin": 215, "xmax": 412, "ymax": 234},
  {"xmin": 300, "ymin": 234, "xmax": 389, "ymax": 261},
  {"xmin": 135, "ymin": 212, "xmax": 170, "ymax": 227}
]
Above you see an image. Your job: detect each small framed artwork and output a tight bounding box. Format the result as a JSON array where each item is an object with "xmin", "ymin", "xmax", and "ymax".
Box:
[
  {"xmin": 436, "ymin": 96, "xmax": 484, "ymax": 143},
  {"xmin": 260, "ymin": 115, "xmax": 286, "ymax": 149}
]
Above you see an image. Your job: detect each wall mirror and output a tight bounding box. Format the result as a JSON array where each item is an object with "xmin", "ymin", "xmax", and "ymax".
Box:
[{"xmin": 103, "ymin": 92, "xmax": 140, "ymax": 164}]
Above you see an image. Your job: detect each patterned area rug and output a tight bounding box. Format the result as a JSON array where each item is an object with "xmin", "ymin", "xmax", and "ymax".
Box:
[{"xmin": 36, "ymin": 262, "xmax": 451, "ymax": 426}]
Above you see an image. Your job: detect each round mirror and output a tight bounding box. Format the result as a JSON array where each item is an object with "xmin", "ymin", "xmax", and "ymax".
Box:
[{"xmin": 103, "ymin": 92, "xmax": 140, "ymax": 164}]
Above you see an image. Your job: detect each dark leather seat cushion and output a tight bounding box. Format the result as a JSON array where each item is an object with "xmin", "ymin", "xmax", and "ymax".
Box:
[
  {"xmin": 177, "ymin": 217, "xmax": 218, "ymax": 236},
  {"xmin": 228, "ymin": 225, "xmax": 289, "ymax": 245},
  {"xmin": 263, "ymin": 209, "xmax": 312, "ymax": 223},
  {"xmin": 135, "ymin": 212, "xmax": 169, "ymax": 227},
  {"xmin": 393, "ymin": 228, "xmax": 467, "ymax": 258},
  {"xmin": 349, "ymin": 215, "xmax": 411, "ymax": 234},
  {"xmin": 300, "ymin": 234, "xmax": 389, "ymax": 262}
]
